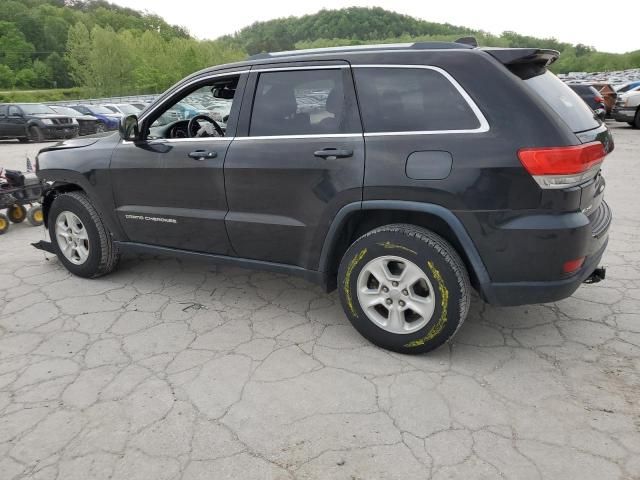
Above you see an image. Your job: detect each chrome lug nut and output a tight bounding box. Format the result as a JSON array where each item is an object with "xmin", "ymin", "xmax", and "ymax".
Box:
[
  {"xmin": 392, "ymin": 281, "xmax": 399, "ymax": 287},
  {"xmin": 402, "ymin": 289, "xmax": 409, "ymax": 296},
  {"xmin": 382, "ymin": 286, "xmax": 389, "ymax": 293},
  {"xmin": 385, "ymin": 298, "xmax": 393, "ymax": 305},
  {"xmin": 399, "ymin": 300, "xmax": 406, "ymax": 307}
]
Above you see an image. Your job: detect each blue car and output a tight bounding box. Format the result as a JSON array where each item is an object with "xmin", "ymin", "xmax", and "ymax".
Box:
[{"xmin": 68, "ymin": 105, "xmax": 121, "ymax": 132}]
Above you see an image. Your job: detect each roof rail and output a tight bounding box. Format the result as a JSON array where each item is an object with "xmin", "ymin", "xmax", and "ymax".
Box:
[{"xmin": 247, "ymin": 41, "xmax": 474, "ymax": 60}]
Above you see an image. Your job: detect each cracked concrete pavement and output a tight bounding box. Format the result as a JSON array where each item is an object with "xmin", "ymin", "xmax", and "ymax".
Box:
[{"xmin": 0, "ymin": 123, "xmax": 639, "ymax": 479}]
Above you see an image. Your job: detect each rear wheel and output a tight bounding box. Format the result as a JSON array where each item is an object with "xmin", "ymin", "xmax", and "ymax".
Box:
[
  {"xmin": 27, "ymin": 205, "xmax": 44, "ymax": 226},
  {"xmin": 7, "ymin": 205, "xmax": 27, "ymax": 223},
  {"xmin": 633, "ymin": 109, "xmax": 640, "ymax": 129},
  {"xmin": 29, "ymin": 126, "xmax": 44, "ymax": 142},
  {"xmin": 48, "ymin": 191, "xmax": 119, "ymax": 278},
  {"xmin": 96, "ymin": 122, "xmax": 106, "ymax": 133},
  {"xmin": 0, "ymin": 213, "xmax": 9, "ymax": 234},
  {"xmin": 18, "ymin": 137, "xmax": 29, "ymax": 143},
  {"xmin": 337, "ymin": 224, "xmax": 470, "ymax": 354}
]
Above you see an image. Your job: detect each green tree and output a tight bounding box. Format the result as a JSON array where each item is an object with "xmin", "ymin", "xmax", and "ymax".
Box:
[
  {"xmin": 15, "ymin": 68, "xmax": 37, "ymax": 88},
  {"xmin": 46, "ymin": 52, "xmax": 71, "ymax": 88},
  {"xmin": 65, "ymin": 22, "xmax": 91, "ymax": 86},
  {"xmin": 0, "ymin": 21, "xmax": 36, "ymax": 70},
  {"xmin": 32, "ymin": 59, "xmax": 53, "ymax": 88},
  {"xmin": 0, "ymin": 64, "xmax": 15, "ymax": 89}
]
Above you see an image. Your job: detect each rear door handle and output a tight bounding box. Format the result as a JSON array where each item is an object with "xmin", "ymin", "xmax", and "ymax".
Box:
[
  {"xmin": 313, "ymin": 148, "xmax": 353, "ymax": 159},
  {"xmin": 188, "ymin": 150, "xmax": 217, "ymax": 160}
]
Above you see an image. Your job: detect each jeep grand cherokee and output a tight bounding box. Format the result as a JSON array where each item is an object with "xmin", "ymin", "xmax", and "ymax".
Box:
[{"xmin": 34, "ymin": 40, "xmax": 613, "ymax": 354}]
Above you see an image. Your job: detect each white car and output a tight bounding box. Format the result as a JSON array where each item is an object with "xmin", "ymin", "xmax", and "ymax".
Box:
[
  {"xmin": 612, "ymin": 90, "xmax": 640, "ymax": 128},
  {"xmin": 102, "ymin": 104, "xmax": 141, "ymax": 117}
]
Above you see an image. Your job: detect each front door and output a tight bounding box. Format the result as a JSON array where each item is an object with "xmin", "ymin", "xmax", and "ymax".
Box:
[
  {"xmin": 224, "ymin": 63, "xmax": 365, "ymax": 269},
  {"xmin": 109, "ymin": 72, "xmax": 247, "ymax": 254},
  {"xmin": 6, "ymin": 105, "xmax": 27, "ymax": 137}
]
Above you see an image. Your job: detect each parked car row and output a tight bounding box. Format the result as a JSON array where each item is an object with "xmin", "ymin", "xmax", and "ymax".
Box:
[
  {"xmin": 561, "ymin": 80, "xmax": 640, "ymax": 129},
  {"xmin": 0, "ymin": 101, "xmax": 150, "ymax": 142}
]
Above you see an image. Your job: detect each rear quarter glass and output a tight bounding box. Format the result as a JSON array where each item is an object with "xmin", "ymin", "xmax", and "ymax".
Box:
[{"xmin": 525, "ymin": 72, "xmax": 600, "ymax": 133}]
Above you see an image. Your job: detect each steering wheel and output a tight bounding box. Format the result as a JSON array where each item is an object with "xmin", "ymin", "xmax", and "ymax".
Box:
[{"xmin": 187, "ymin": 114, "xmax": 224, "ymax": 137}]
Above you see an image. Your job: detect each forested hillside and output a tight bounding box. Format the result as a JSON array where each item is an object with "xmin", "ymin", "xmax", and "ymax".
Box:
[
  {"xmin": 0, "ymin": 0, "xmax": 243, "ymax": 94},
  {"xmin": 225, "ymin": 7, "xmax": 640, "ymax": 74},
  {"xmin": 1, "ymin": 1, "xmax": 639, "ymax": 100}
]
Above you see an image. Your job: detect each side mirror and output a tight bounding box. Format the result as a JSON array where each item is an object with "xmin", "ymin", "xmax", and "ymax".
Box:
[{"xmin": 119, "ymin": 114, "xmax": 139, "ymax": 141}]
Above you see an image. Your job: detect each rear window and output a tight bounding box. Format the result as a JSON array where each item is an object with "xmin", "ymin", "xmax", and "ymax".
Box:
[
  {"xmin": 525, "ymin": 71, "xmax": 600, "ymax": 133},
  {"xmin": 353, "ymin": 67, "xmax": 482, "ymax": 133}
]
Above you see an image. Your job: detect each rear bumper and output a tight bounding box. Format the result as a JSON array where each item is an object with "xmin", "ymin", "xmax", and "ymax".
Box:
[
  {"xmin": 467, "ymin": 200, "xmax": 612, "ymax": 306},
  {"xmin": 612, "ymin": 107, "xmax": 636, "ymax": 122},
  {"xmin": 486, "ymin": 238, "xmax": 608, "ymax": 306}
]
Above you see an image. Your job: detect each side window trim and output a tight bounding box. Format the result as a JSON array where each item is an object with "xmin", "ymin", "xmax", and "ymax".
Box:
[
  {"xmin": 136, "ymin": 70, "xmax": 250, "ymax": 142},
  {"xmin": 352, "ymin": 64, "xmax": 490, "ymax": 136}
]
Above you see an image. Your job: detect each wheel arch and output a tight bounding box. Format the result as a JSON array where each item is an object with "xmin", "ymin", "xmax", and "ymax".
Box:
[
  {"xmin": 319, "ymin": 201, "xmax": 494, "ymax": 302},
  {"xmin": 42, "ymin": 182, "xmax": 84, "ymax": 228}
]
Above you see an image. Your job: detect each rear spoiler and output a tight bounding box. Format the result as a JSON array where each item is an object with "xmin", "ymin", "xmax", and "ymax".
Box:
[{"xmin": 482, "ymin": 48, "xmax": 560, "ymax": 79}]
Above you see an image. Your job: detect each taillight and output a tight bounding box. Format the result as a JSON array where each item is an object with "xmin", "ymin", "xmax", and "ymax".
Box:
[
  {"xmin": 518, "ymin": 142, "xmax": 606, "ymax": 189},
  {"xmin": 594, "ymin": 95, "xmax": 604, "ymax": 103}
]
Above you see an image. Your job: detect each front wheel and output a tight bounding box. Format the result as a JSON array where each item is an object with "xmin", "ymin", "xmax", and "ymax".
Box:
[
  {"xmin": 338, "ymin": 224, "xmax": 470, "ymax": 354},
  {"xmin": 95, "ymin": 122, "xmax": 106, "ymax": 133},
  {"xmin": 48, "ymin": 191, "xmax": 119, "ymax": 278},
  {"xmin": 633, "ymin": 109, "xmax": 640, "ymax": 129},
  {"xmin": 29, "ymin": 126, "xmax": 44, "ymax": 142}
]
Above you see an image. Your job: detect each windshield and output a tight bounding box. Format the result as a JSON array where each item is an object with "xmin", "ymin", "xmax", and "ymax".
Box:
[
  {"xmin": 52, "ymin": 106, "xmax": 79, "ymax": 116},
  {"xmin": 18, "ymin": 104, "xmax": 55, "ymax": 115},
  {"xmin": 88, "ymin": 105, "xmax": 115, "ymax": 114},
  {"xmin": 116, "ymin": 104, "xmax": 140, "ymax": 115},
  {"xmin": 525, "ymin": 71, "xmax": 600, "ymax": 133}
]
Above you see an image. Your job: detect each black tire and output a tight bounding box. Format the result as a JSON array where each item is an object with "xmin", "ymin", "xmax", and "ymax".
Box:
[
  {"xmin": 7, "ymin": 204, "xmax": 27, "ymax": 223},
  {"xmin": 48, "ymin": 191, "xmax": 119, "ymax": 278},
  {"xmin": 0, "ymin": 213, "xmax": 9, "ymax": 235},
  {"xmin": 18, "ymin": 137, "xmax": 29, "ymax": 143},
  {"xmin": 29, "ymin": 125, "xmax": 44, "ymax": 142},
  {"xmin": 96, "ymin": 122, "xmax": 106, "ymax": 133},
  {"xmin": 633, "ymin": 109, "xmax": 640, "ymax": 129},
  {"xmin": 337, "ymin": 224, "xmax": 470, "ymax": 354},
  {"xmin": 27, "ymin": 205, "xmax": 44, "ymax": 226}
]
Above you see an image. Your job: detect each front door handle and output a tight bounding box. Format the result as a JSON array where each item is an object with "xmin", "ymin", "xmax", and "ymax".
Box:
[
  {"xmin": 313, "ymin": 148, "xmax": 353, "ymax": 160},
  {"xmin": 188, "ymin": 150, "xmax": 217, "ymax": 160}
]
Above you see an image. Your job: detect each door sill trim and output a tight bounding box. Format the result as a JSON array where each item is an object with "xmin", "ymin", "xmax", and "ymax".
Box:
[{"xmin": 114, "ymin": 241, "xmax": 327, "ymax": 288}]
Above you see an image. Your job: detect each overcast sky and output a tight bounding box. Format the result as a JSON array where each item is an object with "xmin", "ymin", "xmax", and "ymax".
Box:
[{"xmin": 110, "ymin": 0, "xmax": 639, "ymax": 54}]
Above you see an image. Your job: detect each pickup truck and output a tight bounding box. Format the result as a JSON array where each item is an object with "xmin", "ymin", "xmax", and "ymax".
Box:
[{"xmin": 612, "ymin": 89, "xmax": 640, "ymax": 128}]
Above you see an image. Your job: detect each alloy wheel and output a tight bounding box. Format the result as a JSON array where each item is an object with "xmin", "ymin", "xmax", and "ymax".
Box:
[{"xmin": 356, "ymin": 255, "xmax": 435, "ymax": 334}]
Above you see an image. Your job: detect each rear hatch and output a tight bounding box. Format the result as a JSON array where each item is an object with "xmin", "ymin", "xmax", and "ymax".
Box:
[{"xmin": 485, "ymin": 48, "xmax": 612, "ymax": 232}]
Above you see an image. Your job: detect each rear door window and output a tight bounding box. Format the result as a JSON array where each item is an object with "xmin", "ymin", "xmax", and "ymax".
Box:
[
  {"xmin": 525, "ymin": 71, "xmax": 600, "ymax": 133},
  {"xmin": 352, "ymin": 67, "xmax": 483, "ymax": 133},
  {"xmin": 249, "ymin": 68, "xmax": 360, "ymax": 136}
]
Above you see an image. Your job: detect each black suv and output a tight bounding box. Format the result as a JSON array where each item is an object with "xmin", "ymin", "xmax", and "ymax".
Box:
[
  {"xmin": 0, "ymin": 103, "xmax": 79, "ymax": 142},
  {"xmin": 35, "ymin": 41, "xmax": 613, "ymax": 354}
]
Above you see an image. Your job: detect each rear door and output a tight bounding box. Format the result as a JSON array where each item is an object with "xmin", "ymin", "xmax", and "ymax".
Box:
[{"xmin": 224, "ymin": 62, "xmax": 364, "ymax": 269}]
